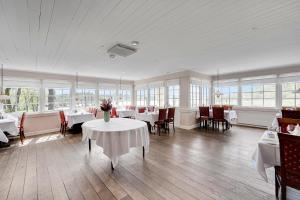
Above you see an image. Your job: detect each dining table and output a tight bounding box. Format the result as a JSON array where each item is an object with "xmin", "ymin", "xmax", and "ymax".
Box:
[
  {"xmin": 66, "ymin": 112, "xmax": 95, "ymax": 128},
  {"xmin": 197, "ymin": 109, "xmax": 238, "ymax": 123},
  {"xmin": 135, "ymin": 112, "xmax": 159, "ymax": 126},
  {"xmin": 82, "ymin": 118, "xmax": 149, "ymax": 169},
  {"xmin": 0, "ymin": 117, "xmax": 19, "ymax": 143},
  {"xmin": 116, "ymin": 109, "xmax": 135, "ymax": 118},
  {"xmin": 252, "ymin": 130, "xmax": 280, "ymax": 182}
]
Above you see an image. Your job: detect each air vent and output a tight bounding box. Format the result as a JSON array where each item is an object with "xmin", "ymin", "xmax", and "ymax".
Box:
[{"xmin": 107, "ymin": 44, "xmax": 137, "ymax": 57}]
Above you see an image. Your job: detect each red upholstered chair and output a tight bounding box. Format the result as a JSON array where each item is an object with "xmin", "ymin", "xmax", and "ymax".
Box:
[
  {"xmin": 110, "ymin": 107, "xmax": 118, "ymax": 118},
  {"xmin": 59, "ymin": 111, "xmax": 68, "ymax": 136},
  {"xmin": 165, "ymin": 107, "xmax": 175, "ymax": 133},
  {"xmin": 281, "ymin": 110, "xmax": 300, "ymax": 119},
  {"xmin": 199, "ymin": 106, "xmax": 210, "ymax": 129},
  {"xmin": 147, "ymin": 106, "xmax": 155, "ymax": 112},
  {"xmin": 212, "ymin": 107, "xmax": 227, "ymax": 131},
  {"xmin": 129, "ymin": 106, "xmax": 136, "ymax": 111},
  {"xmin": 275, "ymin": 133, "xmax": 300, "ymax": 200},
  {"xmin": 19, "ymin": 112, "xmax": 26, "ymax": 144},
  {"xmin": 138, "ymin": 107, "xmax": 146, "ymax": 113},
  {"xmin": 154, "ymin": 109, "xmax": 167, "ymax": 135},
  {"xmin": 277, "ymin": 118, "xmax": 300, "ymax": 133}
]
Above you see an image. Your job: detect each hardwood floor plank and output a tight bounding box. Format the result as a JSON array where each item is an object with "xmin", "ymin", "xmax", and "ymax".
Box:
[{"xmin": 1, "ymin": 126, "xmax": 299, "ymax": 200}]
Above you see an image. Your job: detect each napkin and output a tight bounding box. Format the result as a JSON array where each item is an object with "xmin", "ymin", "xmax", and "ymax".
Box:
[{"xmin": 290, "ymin": 124, "xmax": 300, "ymax": 136}]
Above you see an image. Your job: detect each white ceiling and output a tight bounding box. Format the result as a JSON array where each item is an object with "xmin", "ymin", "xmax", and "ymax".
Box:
[{"xmin": 0, "ymin": 0, "xmax": 300, "ymax": 80}]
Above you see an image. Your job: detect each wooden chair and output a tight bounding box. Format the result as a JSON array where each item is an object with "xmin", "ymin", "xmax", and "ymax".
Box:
[
  {"xmin": 281, "ymin": 110, "xmax": 300, "ymax": 119},
  {"xmin": 199, "ymin": 106, "xmax": 210, "ymax": 129},
  {"xmin": 147, "ymin": 106, "xmax": 155, "ymax": 112},
  {"xmin": 111, "ymin": 107, "xmax": 118, "ymax": 118},
  {"xmin": 19, "ymin": 112, "xmax": 26, "ymax": 144},
  {"xmin": 275, "ymin": 133, "xmax": 300, "ymax": 200},
  {"xmin": 59, "ymin": 111, "xmax": 68, "ymax": 136},
  {"xmin": 223, "ymin": 105, "xmax": 232, "ymax": 110},
  {"xmin": 277, "ymin": 118, "xmax": 300, "ymax": 133},
  {"xmin": 212, "ymin": 107, "xmax": 227, "ymax": 131},
  {"xmin": 154, "ymin": 109, "xmax": 167, "ymax": 136},
  {"xmin": 165, "ymin": 107, "xmax": 175, "ymax": 133},
  {"xmin": 138, "ymin": 107, "xmax": 146, "ymax": 113}
]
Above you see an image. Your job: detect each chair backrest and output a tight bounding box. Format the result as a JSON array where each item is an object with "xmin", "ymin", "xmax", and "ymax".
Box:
[
  {"xmin": 19, "ymin": 112, "xmax": 26, "ymax": 129},
  {"xmin": 60, "ymin": 110, "xmax": 66, "ymax": 123},
  {"xmin": 138, "ymin": 107, "xmax": 146, "ymax": 113},
  {"xmin": 129, "ymin": 106, "xmax": 136, "ymax": 110},
  {"xmin": 199, "ymin": 106, "xmax": 209, "ymax": 117},
  {"xmin": 212, "ymin": 107, "xmax": 224, "ymax": 120},
  {"xmin": 158, "ymin": 109, "xmax": 167, "ymax": 121},
  {"xmin": 277, "ymin": 118, "xmax": 300, "ymax": 133},
  {"xmin": 93, "ymin": 108, "xmax": 98, "ymax": 117},
  {"xmin": 223, "ymin": 105, "xmax": 233, "ymax": 110},
  {"xmin": 282, "ymin": 110, "xmax": 300, "ymax": 119},
  {"xmin": 148, "ymin": 106, "xmax": 155, "ymax": 112},
  {"xmin": 111, "ymin": 107, "xmax": 117, "ymax": 117},
  {"xmin": 167, "ymin": 107, "xmax": 175, "ymax": 119},
  {"xmin": 277, "ymin": 133, "xmax": 300, "ymax": 189}
]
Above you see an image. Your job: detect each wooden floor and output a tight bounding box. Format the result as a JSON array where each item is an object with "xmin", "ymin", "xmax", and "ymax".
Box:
[{"xmin": 0, "ymin": 126, "xmax": 299, "ymax": 200}]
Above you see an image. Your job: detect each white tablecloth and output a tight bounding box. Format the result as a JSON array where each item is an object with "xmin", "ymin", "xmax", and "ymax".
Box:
[
  {"xmin": 252, "ymin": 131, "xmax": 280, "ymax": 182},
  {"xmin": 66, "ymin": 112, "xmax": 95, "ymax": 127},
  {"xmin": 197, "ymin": 110, "xmax": 237, "ymax": 122},
  {"xmin": 0, "ymin": 118, "xmax": 19, "ymax": 143},
  {"xmin": 82, "ymin": 118, "xmax": 149, "ymax": 167},
  {"xmin": 271, "ymin": 113, "xmax": 282, "ymax": 130},
  {"xmin": 117, "ymin": 110, "xmax": 135, "ymax": 118},
  {"xmin": 135, "ymin": 112, "xmax": 159, "ymax": 126}
]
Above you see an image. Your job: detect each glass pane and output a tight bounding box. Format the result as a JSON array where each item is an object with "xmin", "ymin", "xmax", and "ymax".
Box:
[{"xmin": 253, "ymin": 99, "xmax": 263, "ymax": 107}]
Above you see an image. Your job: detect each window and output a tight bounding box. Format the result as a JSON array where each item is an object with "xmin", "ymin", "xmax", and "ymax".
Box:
[
  {"xmin": 118, "ymin": 89, "xmax": 132, "ymax": 106},
  {"xmin": 241, "ymin": 83, "xmax": 276, "ymax": 107},
  {"xmin": 282, "ymin": 81, "xmax": 300, "ymax": 107},
  {"xmin": 214, "ymin": 85, "xmax": 238, "ymax": 105},
  {"xmin": 149, "ymin": 87, "xmax": 164, "ymax": 107},
  {"xmin": 136, "ymin": 89, "xmax": 147, "ymax": 106},
  {"xmin": 4, "ymin": 87, "xmax": 39, "ymax": 113},
  {"xmin": 202, "ymin": 84, "xmax": 210, "ymax": 106},
  {"xmin": 99, "ymin": 88, "xmax": 116, "ymax": 105},
  {"xmin": 168, "ymin": 85, "xmax": 180, "ymax": 107},
  {"xmin": 75, "ymin": 88, "xmax": 97, "ymax": 109},
  {"xmin": 45, "ymin": 88, "xmax": 71, "ymax": 111},
  {"xmin": 190, "ymin": 84, "xmax": 200, "ymax": 108}
]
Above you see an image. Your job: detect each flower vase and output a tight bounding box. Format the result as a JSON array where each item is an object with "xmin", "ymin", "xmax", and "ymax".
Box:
[{"xmin": 103, "ymin": 111, "xmax": 110, "ymax": 122}]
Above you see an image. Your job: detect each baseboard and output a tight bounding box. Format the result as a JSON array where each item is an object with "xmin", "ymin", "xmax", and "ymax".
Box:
[
  {"xmin": 178, "ymin": 124, "xmax": 199, "ymax": 130},
  {"xmin": 236, "ymin": 123, "xmax": 267, "ymax": 129},
  {"xmin": 25, "ymin": 128, "xmax": 60, "ymax": 136}
]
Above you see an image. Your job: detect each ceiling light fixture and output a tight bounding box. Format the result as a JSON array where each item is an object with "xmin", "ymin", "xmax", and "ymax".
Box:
[
  {"xmin": 0, "ymin": 64, "xmax": 10, "ymax": 101},
  {"xmin": 215, "ymin": 69, "xmax": 223, "ymax": 98},
  {"xmin": 131, "ymin": 41, "xmax": 139, "ymax": 46}
]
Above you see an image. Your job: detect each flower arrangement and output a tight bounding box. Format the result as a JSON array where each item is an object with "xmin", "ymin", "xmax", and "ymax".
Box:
[{"xmin": 100, "ymin": 98, "xmax": 112, "ymax": 112}]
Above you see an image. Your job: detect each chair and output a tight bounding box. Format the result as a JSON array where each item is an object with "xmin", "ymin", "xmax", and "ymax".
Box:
[
  {"xmin": 110, "ymin": 107, "xmax": 118, "ymax": 118},
  {"xmin": 92, "ymin": 108, "xmax": 97, "ymax": 117},
  {"xmin": 275, "ymin": 133, "xmax": 300, "ymax": 200},
  {"xmin": 19, "ymin": 112, "xmax": 26, "ymax": 144},
  {"xmin": 59, "ymin": 111, "xmax": 68, "ymax": 136},
  {"xmin": 165, "ymin": 107, "xmax": 175, "ymax": 133},
  {"xmin": 223, "ymin": 105, "xmax": 232, "ymax": 110},
  {"xmin": 138, "ymin": 107, "xmax": 146, "ymax": 113},
  {"xmin": 199, "ymin": 106, "xmax": 210, "ymax": 129},
  {"xmin": 281, "ymin": 110, "xmax": 300, "ymax": 119},
  {"xmin": 277, "ymin": 118, "xmax": 300, "ymax": 133},
  {"xmin": 154, "ymin": 109, "xmax": 167, "ymax": 136},
  {"xmin": 147, "ymin": 106, "xmax": 155, "ymax": 112},
  {"xmin": 129, "ymin": 106, "xmax": 136, "ymax": 110},
  {"xmin": 212, "ymin": 107, "xmax": 227, "ymax": 131}
]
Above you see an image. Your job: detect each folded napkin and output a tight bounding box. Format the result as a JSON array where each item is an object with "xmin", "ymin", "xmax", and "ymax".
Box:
[
  {"xmin": 261, "ymin": 131, "xmax": 279, "ymax": 144},
  {"xmin": 290, "ymin": 124, "xmax": 300, "ymax": 136}
]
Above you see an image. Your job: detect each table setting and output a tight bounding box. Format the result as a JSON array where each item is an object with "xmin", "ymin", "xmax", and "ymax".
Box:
[
  {"xmin": 252, "ymin": 125, "xmax": 300, "ymax": 182},
  {"xmin": 82, "ymin": 98, "xmax": 150, "ymax": 170},
  {"xmin": 0, "ymin": 113, "xmax": 19, "ymax": 144}
]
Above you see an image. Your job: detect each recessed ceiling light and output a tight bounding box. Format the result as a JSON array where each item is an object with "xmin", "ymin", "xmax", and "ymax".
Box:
[
  {"xmin": 131, "ymin": 41, "xmax": 139, "ymax": 46},
  {"xmin": 109, "ymin": 54, "xmax": 116, "ymax": 59}
]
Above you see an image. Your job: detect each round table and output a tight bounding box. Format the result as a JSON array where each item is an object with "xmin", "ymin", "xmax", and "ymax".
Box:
[{"xmin": 82, "ymin": 118, "xmax": 149, "ymax": 169}]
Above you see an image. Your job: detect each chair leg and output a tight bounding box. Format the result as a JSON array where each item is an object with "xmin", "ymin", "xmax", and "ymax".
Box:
[
  {"xmin": 173, "ymin": 122, "xmax": 175, "ymax": 132},
  {"xmin": 275, "ymin": 173, "xmax": 280, "ymax": 199},
  {"xmin": 281, "ymin": 184, "xmax": 286, "ymax": 200}
]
